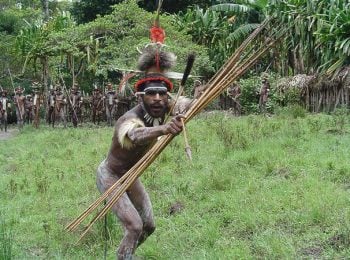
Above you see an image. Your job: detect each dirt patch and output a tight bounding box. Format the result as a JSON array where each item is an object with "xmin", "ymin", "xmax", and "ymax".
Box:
[
  {"xmin": 0, "ymin": 128, "xmax": 18, "ymax": 141},
  {"xmin": 300, "ymin": 245, "xmax": 323, "ymax": 258}
]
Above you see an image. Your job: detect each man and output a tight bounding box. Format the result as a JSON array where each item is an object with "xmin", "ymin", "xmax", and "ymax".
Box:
[
  {"xmin": 31, "ymin": 81, "xmax": 41, "ymax": 128},
  {"xmin": 259, "ymin": 75, "xmax": 270, "ymax": 113},
  {"xmin": 69, "ymin": 83, "xmax": 82, "ymax": 127},
  {"xmin": 47, "ymin": 86, "xmax": 56, "ymax": 124},
  {"xmin": 193, "ymin": 80, "xmax": 206, "ymax": 100},
  {"xmin": 91, "ymin": 86, "xmax": 104, "ymax": 125},
  {"xmin": 24, "ymin": 94, "xmax": 34, "ymax": 124},
  {"xmin": 0, "ymin": 89, "xmax": 10, "ymax": 132},
  {"xmin": 13, "ymin": 86, "xmax": 26, "ymax": 128},
  {"xmin": 104, "ymin": 82, "xmax": 117, "ymax": 126},
  {"xmin": 96, "ymin": 48, "xmax": 189, "ymax": 259},
  {"xmin": 53, "ymin": 85, "xmax": 67, "ymax": 128},
  {"xmin": 227, "ymin": 81, "xmax": 242, "ymax": 116}
]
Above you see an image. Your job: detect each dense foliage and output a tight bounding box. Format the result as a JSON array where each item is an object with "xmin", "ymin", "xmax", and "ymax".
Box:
[
  {"xmin": 267, "ymin": 0, "xmax": 350, "ymax": 75},
  {"xmin": 1, "ymin": 0, "xmax": 212, "ymax": 94},
  {"xmin": 0, "ymin": 0, "xmax": 349, "ymax": 107}
]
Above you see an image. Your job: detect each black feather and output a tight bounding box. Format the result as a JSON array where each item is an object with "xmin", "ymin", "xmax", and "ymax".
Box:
[{"xmin": 181, "ymin": 53, "xmax": 196, "ymax": 86}]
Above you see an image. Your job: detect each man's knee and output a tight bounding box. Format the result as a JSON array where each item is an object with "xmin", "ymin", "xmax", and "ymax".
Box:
[
  {"xmin": 144, "ymin": 221, "xmax": 155, "ymax": 235},
  {"xmin": 126, "ymin": 220, "xmax": 143, "ymax": 238}
]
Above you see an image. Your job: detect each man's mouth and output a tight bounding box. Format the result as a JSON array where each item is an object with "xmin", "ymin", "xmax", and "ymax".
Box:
[
  {"xmin": 150, "ymin": 105, "xmax": 162, "ymax": 112},
  {"xmin": 149, "ymin": 104, "xmax": 165, "ymax": 115}
]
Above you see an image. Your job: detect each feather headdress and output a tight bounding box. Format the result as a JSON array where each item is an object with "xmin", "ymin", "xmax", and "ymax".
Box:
[{"xmin": 134, "ymin": 0, "xmax": 175, "ymax": 92}]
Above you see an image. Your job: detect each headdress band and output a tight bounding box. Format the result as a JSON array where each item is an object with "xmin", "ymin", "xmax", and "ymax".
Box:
[{"xmin": 134, "ymin": 76, "xmax": 173, "ymax": 92}]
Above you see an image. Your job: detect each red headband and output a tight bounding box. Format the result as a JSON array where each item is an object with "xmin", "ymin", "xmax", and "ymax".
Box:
[{"xmin": 134, "ymin": 76, "xmax": 173, "ymax": 92}]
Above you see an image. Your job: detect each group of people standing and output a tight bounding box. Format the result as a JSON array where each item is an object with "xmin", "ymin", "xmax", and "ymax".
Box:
[
  {"xmin": 0, "ymin": 75, "xmax": 271, "ymax": 132},
  {"xmin": 0, "ymin": 81, "xmax": 135, "ymax": 131}
]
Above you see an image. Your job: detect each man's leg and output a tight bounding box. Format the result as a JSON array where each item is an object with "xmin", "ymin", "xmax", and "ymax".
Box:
[
  {"xmin": 3, "ymin": 112, "xmax": 7, "ymax": 132},
  {"xmin": 60, "ymin": 109, "xmax": 67, "ymax": 128},
  {"xmin": 0, "ymin": 113, "xmax": 3, "ymax": 131},
  {"xmin": 16, "ymin": 108, "xmax": 22, "ymax": 128},
  {"xmin": 96, "ymin": 163, "xmax": 143, "ymax": 260},
  {"xmin": 127, "ymin": 179, "xmax": 155, "ymax": 247}
]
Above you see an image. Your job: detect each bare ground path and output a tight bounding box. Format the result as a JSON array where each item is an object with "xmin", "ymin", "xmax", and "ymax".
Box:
[{"xmin": 0, "ymin": 128, "xmax": 18, "ymax": 141}]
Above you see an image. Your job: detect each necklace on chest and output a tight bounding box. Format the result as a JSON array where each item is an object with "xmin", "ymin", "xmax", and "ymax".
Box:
[{"xmin": 144, "ymin": 112, "xmax": 162, "ymax": 126}]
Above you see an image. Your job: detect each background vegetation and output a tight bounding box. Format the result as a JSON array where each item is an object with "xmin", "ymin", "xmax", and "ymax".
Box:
[
  {"xmin": 1, "ymin": 110, "xmax": 350, "ymax": 259},
  {"xmin": 1, "ymin": 0, "xmax": 349, "ymax": 96}
]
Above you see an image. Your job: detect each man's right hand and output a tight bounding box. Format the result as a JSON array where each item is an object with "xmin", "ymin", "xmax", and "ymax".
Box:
[{"xmin": 163, "ymin": 114, "xmax": 185, "ymax": 135}]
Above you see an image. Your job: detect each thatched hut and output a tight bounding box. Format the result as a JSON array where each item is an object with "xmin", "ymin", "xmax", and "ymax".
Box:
[{"xmin": 276, "ymin": 67, "xmax": 350, "ymax": 112}]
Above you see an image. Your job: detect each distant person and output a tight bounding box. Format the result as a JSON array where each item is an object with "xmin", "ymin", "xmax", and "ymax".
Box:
[
  {"xmin": 53, "ymin": 85, "xmax": 67, "ymax": 128},
  {"xmin": 259, "ymin": 76, "xmax": 270, "ymax": 113},
  {"xmin": 0, "ymin": 89, "xmax": 10, "ymax": 132},
  {"xmin": 104, "ymin": 82, "xmax": 117, "ymax": 126},
  {"xmin": 91, "ymin": 86, "xmax": 104, "ymax": 125},
  {"xmin": 227, "ymin": 82, "xmax": 242, "ymax": 116},
  {"xmin": 31, "ymin": 81, "xmax": 41, "ymax": 128},
  {"xmin": 47, "ymin": 86, "xmax": 56, "ymax": 124},
  {"xmin": 13, "ymin": 86, "xmax": 26, "ymax": 128},
  {"xmin": 193, "ymin": 80, "xmax": 207, "ymax": 100},
  {"xmin": 69, "ymin": 83, "xmax": 83, "ymax": 127},
  {"xmin": 24, "ymin": 94, "xmax": 34, "ymax": 124}
]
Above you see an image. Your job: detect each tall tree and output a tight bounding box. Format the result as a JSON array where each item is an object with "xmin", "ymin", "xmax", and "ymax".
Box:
[
  {"xmin": 71, "ymin": 0, "xmax": 214, "ymax": 24},
  {"xmin": 70, "ymin": 0, "xmax": 123, "ymax": 24}
]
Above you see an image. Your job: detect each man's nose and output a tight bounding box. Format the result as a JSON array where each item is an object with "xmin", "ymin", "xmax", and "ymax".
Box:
[{"xmin": 154, "ymin": 93, "xmax": 161, "ymax": 100}]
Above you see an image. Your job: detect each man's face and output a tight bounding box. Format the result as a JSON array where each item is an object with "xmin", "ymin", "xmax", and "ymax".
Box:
[{"xmin": 142, "ymin": 83, "xmax": 168, "ymax": 118}]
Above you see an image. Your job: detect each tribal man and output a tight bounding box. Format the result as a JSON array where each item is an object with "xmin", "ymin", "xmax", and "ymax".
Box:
[
  {"xmin": 91, "ymin": 86, "xmax": 104, "ymax": 125},
  {"xmin": 193, "ymin": 80, "xmax": 207, "ymax": 100},
  {"xmin": 104, "ymin": 82, "xmax": 117, "ymax": 126},
  {"xmin": 69, "ymin": 83, "xmax": 83, "ymax": 127},
  {"xmin": 53, "ymin": 85, "xmax": 67, "ymax": 128},
  {"xmin": 31, "ymin": 81, "xmax": 41, "ymax": 128},
  {"xmin": 96, "ymin": 48, "xmax": 191, "ymax": 259},
  {"xmin": 227, "ymin": 81, "xmax": 242, "ymax": 116},
  {"xmin": 47, "ymin": 86, "xmax": 56, "ymax": 124},
  {"xmin": 259, "ymin": 75, "xmax": 270, "ymax": 113},
  {"xmin": 13, "ymin": 86, "xmax": 26, "ymax": 128},
  {"xmin": 24, "ymin": 94, "xmax": 34, "ymax": 124},
  {"xmin": 0, "ymin": 89, "xmax": 10, "ymax": 132}
]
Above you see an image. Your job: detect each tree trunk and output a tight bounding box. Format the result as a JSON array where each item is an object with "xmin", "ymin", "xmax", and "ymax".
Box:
[
  {"xmin": 316, "ymin": 93, "xmax": 323, "ymax": 113},
  {"xmin": 335, "ymin": 88, "xmax": 341, "ymax": 110}
]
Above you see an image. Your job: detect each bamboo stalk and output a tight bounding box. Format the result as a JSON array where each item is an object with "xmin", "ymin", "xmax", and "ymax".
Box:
[{"xmin": 65, "ymin": 170, "xmax": 131, "ymax": 231}]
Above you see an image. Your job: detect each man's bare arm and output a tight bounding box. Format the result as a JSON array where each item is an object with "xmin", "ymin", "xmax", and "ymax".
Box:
[{"xmin": 127, "ymin": 115, "xmax": 185, "ymax": 145}]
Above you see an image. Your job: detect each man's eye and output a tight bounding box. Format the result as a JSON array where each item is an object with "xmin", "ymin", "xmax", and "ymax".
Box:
[
  {"xmin": 145, "ymin": 90, "xmax": 157, "ymax": 95},
  {"xmin": 145, "ymin": 90, "xmax": 167, "ymax": 96}
]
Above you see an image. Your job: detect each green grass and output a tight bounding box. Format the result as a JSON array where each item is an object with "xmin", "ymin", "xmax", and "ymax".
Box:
[{"xmin": 1, "ymin": 110, "xmax": 350, "ymax": 259}]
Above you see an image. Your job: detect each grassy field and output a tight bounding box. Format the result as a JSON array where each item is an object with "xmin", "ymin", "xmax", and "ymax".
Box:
[{"xmin": 1, "ymin": 108, "xmax": 350, "ymax": 259}]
